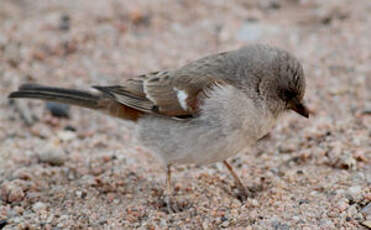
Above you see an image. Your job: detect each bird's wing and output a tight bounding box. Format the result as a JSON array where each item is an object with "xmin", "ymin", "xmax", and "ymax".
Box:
[{"xmin": 93, "ymin": 71, "xmax": 226, "ymax": 118}]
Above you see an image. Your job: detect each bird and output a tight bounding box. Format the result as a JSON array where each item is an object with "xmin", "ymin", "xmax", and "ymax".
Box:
[{"xmin": 8, "ymin": 44, "xmax": 309, "ymax": 212}]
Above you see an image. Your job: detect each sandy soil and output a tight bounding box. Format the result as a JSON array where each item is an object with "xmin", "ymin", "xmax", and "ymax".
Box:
[{"xmin": 0, "ymin": 0, "xmax": 370, "ymax": 229}]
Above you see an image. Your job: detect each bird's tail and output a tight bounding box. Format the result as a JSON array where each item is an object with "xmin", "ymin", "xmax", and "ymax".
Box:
[
  {"xmin": 8, "ymin": 83, "xmax": 101, "ymax": 109},
  {"xmin": 8, "ymin": 83, "xmax": 142, "ymax": 121}
]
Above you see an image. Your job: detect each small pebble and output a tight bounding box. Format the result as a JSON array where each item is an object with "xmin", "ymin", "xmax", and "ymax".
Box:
[
  {"xmin": 45, "ymin": 102, "xmax": 70, "ymax": 118},
  {"xmin": 64, "ymin": 125, "xmax": 76, "ymax": 132},
  {"xmin": 75, "ymin": 190, "xmax": 83, "ymax": 198},
  {"xmin": 59, "ymin": 14, "xmax": 70, "ymax": 31},
  {"xmin": 57, "ymin": 130, "xmax": 76, "ymax": 142},
  {"xmin": 220, "ymin": 220, "xmax": 230, "ymax": 228},
  {"xmin": 39, "ymin": 144, "xmax": 66, "ymax": 166},
  {"xmin": 348, "ymin": 185, "xmax": 362, "ymax": 195},
  {"xmin": 32, "ymin": 202, "xmax": 47, "ymax": 212}
]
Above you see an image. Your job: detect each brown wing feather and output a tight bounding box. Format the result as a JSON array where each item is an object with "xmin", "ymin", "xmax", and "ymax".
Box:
[
  {"xmin": 93, "ymin": 85, "xmax": 154, "ymax": 112},
  {"xmin": 94, "ymin": 71, "xmax": 226, "ymax": 118}
]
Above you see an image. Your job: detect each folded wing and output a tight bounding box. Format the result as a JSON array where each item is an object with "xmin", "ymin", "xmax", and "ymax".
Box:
[{"xmin": 93, "ymin": 71, "xmax": 226, "ymax": 119}]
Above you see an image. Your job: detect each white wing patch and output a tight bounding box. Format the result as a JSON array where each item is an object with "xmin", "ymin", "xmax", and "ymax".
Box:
[{"xmin": 174, "ymin": 87, "xmax": 188, "ymax": 110}]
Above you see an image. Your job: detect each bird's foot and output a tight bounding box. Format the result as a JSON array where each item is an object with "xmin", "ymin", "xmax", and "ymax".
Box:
[
  {"xmin": 166, "ymin": 195, "xmax": 180, "ymax": 214},
  {"xmin": 235, "ymin": 186, "xmax": 250, "ymax": 202},
  {"xmin": 161, "ymin": 193, "xmax": 183, "ymax": 214}
]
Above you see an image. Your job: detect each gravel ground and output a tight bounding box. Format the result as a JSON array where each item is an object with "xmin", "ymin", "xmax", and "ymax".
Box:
[{"xmin": 0, "ymin": 0, "xmax": 370, "ymax": 229}]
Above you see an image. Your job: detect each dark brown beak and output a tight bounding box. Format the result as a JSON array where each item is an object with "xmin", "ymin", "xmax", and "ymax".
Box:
[{"xmin": 289, "ymin": 98, "xmax": 309, "ymax": 118}]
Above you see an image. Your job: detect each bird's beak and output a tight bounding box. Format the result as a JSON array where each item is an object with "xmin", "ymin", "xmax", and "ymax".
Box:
[{"xmin": 288, "ymin": 98, "xmax": 309, "ymax": 118}]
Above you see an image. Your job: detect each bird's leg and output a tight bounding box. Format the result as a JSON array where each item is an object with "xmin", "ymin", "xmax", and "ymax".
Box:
[
  {"xmin": 164, "ymin": 163, "xmax": 179, "ymax": 213},
  {"xmin": 223, "ymin": 160, "xmax": 248, "ymax": 201}
]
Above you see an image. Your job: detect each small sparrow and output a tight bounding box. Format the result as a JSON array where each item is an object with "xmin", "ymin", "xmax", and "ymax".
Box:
[{"xmin": 9, "ymin": 44, "xmax": 309, "ymax": 212}]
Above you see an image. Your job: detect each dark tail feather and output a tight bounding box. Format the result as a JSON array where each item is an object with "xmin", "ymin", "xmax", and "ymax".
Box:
[{"xmin": 8, "ymin": 84, "xmax": 101, "ymax": 109}]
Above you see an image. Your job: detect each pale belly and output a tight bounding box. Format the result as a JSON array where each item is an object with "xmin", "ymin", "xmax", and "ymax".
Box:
[{"xmin": 136, "ymin": 113, "xmax": 275, "ymax": 165}]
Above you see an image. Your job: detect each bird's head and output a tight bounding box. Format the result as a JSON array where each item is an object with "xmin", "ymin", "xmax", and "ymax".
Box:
[{"xmin": 261, "ymin": 49, "xmax": 309, "ymax": 118}]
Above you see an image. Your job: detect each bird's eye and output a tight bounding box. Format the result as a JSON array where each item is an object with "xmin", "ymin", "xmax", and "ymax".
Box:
[{"xmin": 282, "ymin": 89, "xmax": 296, "ymax": 101}]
